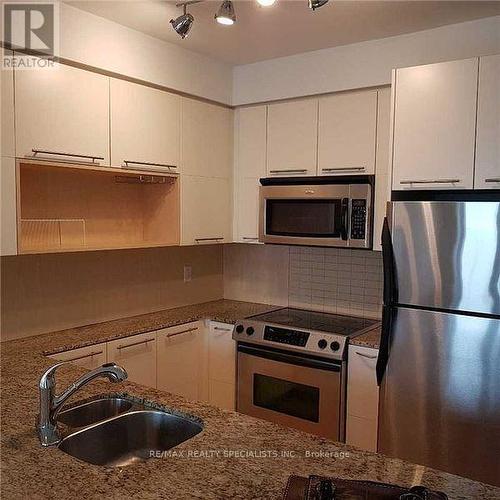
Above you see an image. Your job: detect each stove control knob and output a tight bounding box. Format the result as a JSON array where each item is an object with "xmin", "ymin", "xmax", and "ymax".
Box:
[
  {"xmin": 246, "ymin": 327, "xmax": 255, "ymax": 336},
  {"xmin": 330, "ymin": 341, "xmax": 340, "ymax": 352},
  {"xmin": 318, "ymin": 339, "xmax": 327, "ymax": 350},
  {"xmin": 235, "ymin": 324, "xmax": 244, "ymax": 334}
]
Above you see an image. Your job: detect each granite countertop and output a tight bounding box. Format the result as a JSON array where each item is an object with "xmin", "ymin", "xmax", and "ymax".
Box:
[
  {"xmin": 350, "ymin": 325, "xmax": 382, "ymax": 349},
  {"xmin": 2, "ymin": 299, "xmax": 498, "ymax": 499}
]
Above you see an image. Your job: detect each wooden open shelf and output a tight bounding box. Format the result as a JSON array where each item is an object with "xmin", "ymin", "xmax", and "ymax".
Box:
[{"xmin": 17, "ymin": 160, "xmax": 180, "ymax": 254}]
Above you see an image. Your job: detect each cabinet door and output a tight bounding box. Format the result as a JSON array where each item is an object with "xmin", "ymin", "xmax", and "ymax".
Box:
[
  {"xmin": 318, "ymin": 90, "xmax": 377, "ymax": 176},
  {"xmin": 1, "ymin": 51, "xmax": 15, "ymax": 158},
  {"xmin": 208, "ymin": 321, "xmax": 236, "ymax": 410},
  {"xmin": 267, "ymin": 99, "xmax": 317, "ymax": 176},
  {"xmin": 182, "ymin": 98, "xmax": 233, "ymax": 178},
  {"xmin": 235, "ymin": 177, "xmax": 260, "ymax": 243},
  {"xmin": 392, "ymin": 58, "xmax": 478, "ymax": 190},
  {"xmin": 347, "ymin": 345, "xmax": 379, "ymax": 418},
  {"xmin": 1, "ymin": 157, "xmax": 17, "ymax": 256},
  {"xmin": 373, "ymin": 88, "xmax": 391, "ymax": 252},
  {"xmin": 475, "ymin": 55, "xmax": 500, "ymax": 189},
  {"xmin": 49, "ymin": 343, "xmax": 107, "ymax": 370},
  {"xmin": 15, "ymin": 61, "xmax": 110, "ymax": 164},
  {"xmin": 157, "ymin": 322, "xmax": 204, "ymax": 402},
  {"xmin": 234, "ymin": 106, "xmax": 266, "ymax": 243},
  {"xmin": 110, "ymin": 79, "xmax": 180, "ymax": 171},
  {"xmin": 346, "ymin": 345, "xmax": 379, "ymax": 452},
  {"xmin": 181, "ymin": 175, "xmax": 231, "ymax": 245},
  {"xmin": 107, "ymin": 332, "xmax": 157, "ymax": 388}
]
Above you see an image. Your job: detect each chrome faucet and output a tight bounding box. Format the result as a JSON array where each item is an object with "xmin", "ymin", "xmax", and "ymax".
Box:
[{"xmin": 37, "ymin": 362, "xmax": 128, "ymax": 446}]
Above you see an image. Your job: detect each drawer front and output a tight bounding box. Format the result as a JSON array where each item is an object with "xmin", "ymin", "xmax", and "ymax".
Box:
[
  {"xmin": 49, "ymin": 343, "xmax": 106, "ymax": 370},
  {"xmin": 107, "ymin": 332, "xmax": 157, "ymax": 388}
]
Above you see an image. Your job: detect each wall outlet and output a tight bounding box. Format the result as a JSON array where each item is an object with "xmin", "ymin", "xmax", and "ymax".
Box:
[{"xmin": 183, "ymin": 265, "xmax": 192, "ymax": 283}]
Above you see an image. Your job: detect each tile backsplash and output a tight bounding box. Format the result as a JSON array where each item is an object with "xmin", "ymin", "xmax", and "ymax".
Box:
[
  {"xmin": 224, "ymin": 244, "xmax": 383, "ymax": 319},
  {"xmin": 288, "ymin": 247, "xmax": 383, "ymax": 318}
]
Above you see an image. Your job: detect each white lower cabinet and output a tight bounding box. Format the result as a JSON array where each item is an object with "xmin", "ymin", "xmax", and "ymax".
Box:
[
  {"xmin": 107, "ymin": 332, "xmax": 157, "ymax": 388},
  {"xmin": 46, "ymin": 321, "xmax": 237, "ymax": 411},
  {"xmin": 156, "ymin": 321, "xmax": 206, "ymax": 402},
  {"xmin": 208, "ymin": 321, "xmax": 236, "ymax": 410},
  {"xmin": 346, "ymin": 345, "xmax": 379, "ymax": 452},
  {"xmin": 49, "ymin": 343, "xmax": 107, "ymax": 370}
]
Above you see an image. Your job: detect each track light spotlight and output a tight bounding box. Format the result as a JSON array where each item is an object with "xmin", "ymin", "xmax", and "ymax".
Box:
[
  {"xmin": 308, "ymin": 0, "xmax": 329, "ymax": 10},
  {"xmin": 215, "ymin": 0, "xmax": 236, "ymax": 25},
  {"xmin": 170, "ymin": 4, "xmax": 194, "ymax": 39}
]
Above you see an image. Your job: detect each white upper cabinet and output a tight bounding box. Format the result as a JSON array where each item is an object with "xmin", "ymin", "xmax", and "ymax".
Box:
[
  {"xmin": 236, "ymin": 106, "xmax": 267, "ymax": 179},
  {"xmin": 373, "ymin": 88, "xmax": 392, "ymax": 252},
  {"xmin": 318, "ymin": 90, "xmax": 377, "ymax": 176},
  {"xmin": 181, "ymin": 175, "xmax": 231, "ymax": 245},
  {"xmin": 182, "ymin": 98, "xmax": 233, "ymax": 178},
  {"xmin": 110, "ymin": 79, "xmax": 180, "ymax": 172},
  {"xmin": 15, "ymin": 61, "xmax": 110, "ymax": 164},
  {"xmin": 1, "ymin": 51, "xmax": 15, "ymax": 158},
  {"xmin": 392, "ymin": 58, "xmax": 478, "ymax": 190},
  {"xmin": 267, "ymin": 99, "xmax": 318, "ymax": 176},
  {"xmin": 475, "ymin": 54, "xmax": 500, "ymax": 189},
  {"xmin": 234, "ymin": 106, "xmax": 266, "ymax": 242}
]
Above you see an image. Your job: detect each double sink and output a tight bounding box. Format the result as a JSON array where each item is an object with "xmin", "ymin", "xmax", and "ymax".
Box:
[{"xmin": 57, "ymin": 395, "xmax": 203, "ymax": 467}]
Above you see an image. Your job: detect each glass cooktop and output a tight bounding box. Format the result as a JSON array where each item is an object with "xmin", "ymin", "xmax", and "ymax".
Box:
[{"xmin": 250, "ymin": 308, "xmax": 378, "ymax": 337}]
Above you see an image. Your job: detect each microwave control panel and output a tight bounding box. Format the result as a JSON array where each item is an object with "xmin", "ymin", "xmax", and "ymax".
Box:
[{"xmin": 350, "ymin": 199, "xmax": 367, "ymax": 239}]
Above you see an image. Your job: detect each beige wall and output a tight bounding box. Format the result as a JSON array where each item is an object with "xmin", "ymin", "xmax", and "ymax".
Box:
[{"xmin": 1, "ymin": 245, "xmax": 223, "ymax": 341}]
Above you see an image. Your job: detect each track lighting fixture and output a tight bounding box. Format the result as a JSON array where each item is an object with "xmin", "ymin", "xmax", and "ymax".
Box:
[
  {"xmin": 215, "ymin": 0, "xmax": 236, "ymax": 26},
  {"xmin": 308, "ymin": 0, "xmax": 329, "ymax": 10},
  {"xmin": 170, "ymin": 4, "xmax": 194, "ymax": 39}
]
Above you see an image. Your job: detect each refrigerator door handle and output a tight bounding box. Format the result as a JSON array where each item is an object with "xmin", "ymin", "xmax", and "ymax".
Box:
[
  {"xmin": 377, "ymin": 217, "xmax": 398, "ymax": 386},
  {"xmin": 376, "ymin": 304, "xmax": 394, "ymax": 386}
]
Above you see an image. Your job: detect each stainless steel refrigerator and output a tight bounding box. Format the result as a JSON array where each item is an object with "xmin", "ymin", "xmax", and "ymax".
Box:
[{"xmin": 377, "ymin": 192, "xmax": 500, "ymax": 487}]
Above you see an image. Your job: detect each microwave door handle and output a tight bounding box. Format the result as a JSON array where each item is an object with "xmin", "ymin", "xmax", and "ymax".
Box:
[{"xmin": 340, "ymin": 198, "xmax": 349, "ymax": 240}]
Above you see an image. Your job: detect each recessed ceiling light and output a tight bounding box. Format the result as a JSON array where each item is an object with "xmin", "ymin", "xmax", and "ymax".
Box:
[
  {"xmin": 257, "ymin": 0, "xmax": 276, "ymax": 6},
  {"xmin": 215, "ymin": 0, "xmax": 236, "ymax": 25}
]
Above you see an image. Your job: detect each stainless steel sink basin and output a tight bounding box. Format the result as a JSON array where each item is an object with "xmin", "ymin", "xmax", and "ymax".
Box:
[
  {"xmin": 58, "ymin": 408, "xmax": 203, "ymax": 467},
  {"xmin": 57, "ymin": 397, "xmax": 133, "ymax": 428}
]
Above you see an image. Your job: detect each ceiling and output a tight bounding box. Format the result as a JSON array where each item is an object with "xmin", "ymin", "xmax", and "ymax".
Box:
[{"xmin": 67, "ymin": 1, "xmax": 500, "ymax": 65}]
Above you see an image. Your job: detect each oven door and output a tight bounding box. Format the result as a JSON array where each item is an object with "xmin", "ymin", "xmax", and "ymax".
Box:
[
  {"xmin": 237, "ymin": 344, "xmax": 344, "ymax": 441},
  {"xmin": 259, "ymin": 184, "xmax": 350, "ymax": 247}
]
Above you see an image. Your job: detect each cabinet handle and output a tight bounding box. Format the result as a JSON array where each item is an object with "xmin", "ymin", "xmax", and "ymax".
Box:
[
  {"xmin": 166, "ymin": 327, "xmax": 199, "ymax": 338},
  {"xmin": 62, "ymin": 350, "xmax": 104, "ymax": 362},
  {"xmin": 322, "ymin": 167, "xmax": 365, "ymax": 172},
  {"xmin": 31, "ymin": 148, "xmax": 104, "ymax": 163},
  {"xmin": 195, "ymin": 237, "xmax": 224, "ymax": 242},
  {"xmin": 242, "ymin": 237, "xmax": 259, "ymax": 241},
  {"xmin": 123, "ymin": 160, "xmax": 177, "ymax": 170},
  {"xmin": 116, "ymin": 337, "xmax": 155, "ymax": 350},
  {"xmin": 269, "ymin": 169, "xmax": 307, "ymax": 174},
  {"xmin": 213, "ymin": 326, "xmax": 233, "ymax": 332},
  {"xmin": 485, "ymin": 178, "xmax": 500, "ymax": 183},
  {"xmin": 400, "ymin": 179, "xmax": 461, "ymax": 185},
  {"xmin": 355, "ymin": 351, "xmax": 378, "ymax": 360}
]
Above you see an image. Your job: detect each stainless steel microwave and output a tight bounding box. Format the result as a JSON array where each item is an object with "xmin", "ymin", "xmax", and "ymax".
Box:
[{"xmin": 259, "ymin": 176, "xmax": 374, "ymax": 248}]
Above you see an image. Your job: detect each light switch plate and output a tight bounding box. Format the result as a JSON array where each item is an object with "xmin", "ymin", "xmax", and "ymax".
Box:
[{"xmin": 184, "ymin": 265, "xmax": 192, "ymax": 283}]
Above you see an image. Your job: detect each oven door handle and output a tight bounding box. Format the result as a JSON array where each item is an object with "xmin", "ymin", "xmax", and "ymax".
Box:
[
  {"xmin": 237, "ymin": 344, "xmax": 341, "ymax": 372},
  {"xmin": 340, "ymin": 197, "xmax": 349, "ymax": 241}
]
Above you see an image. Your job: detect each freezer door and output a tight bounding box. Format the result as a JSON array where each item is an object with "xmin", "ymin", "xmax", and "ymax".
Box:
[
  {"xmin": 392, "ymin": 200, "xmax": 500, "ymax": 315},
  {"xmin": 378, "ymin": 307, "xmax": 500, "ymax": 486}
]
